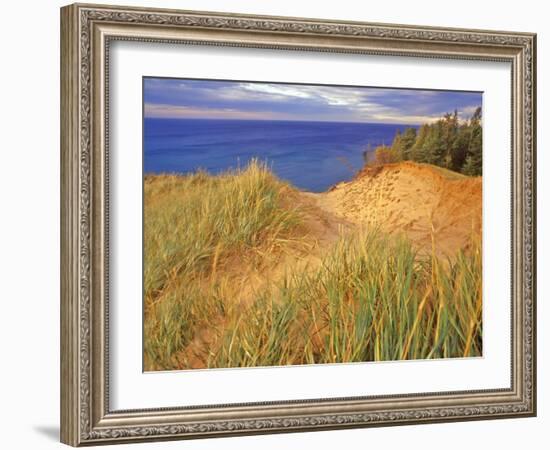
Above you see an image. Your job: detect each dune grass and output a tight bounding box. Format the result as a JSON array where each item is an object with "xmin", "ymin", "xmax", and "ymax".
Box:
[
  {"xmin": 144, "ymin": 161, "xmax": 482, "ymax": 371},
  {"xmin": 143, "ymin": 160, "xmax": 304, "ymax": 369},
  {"xmin": 207, "ymin": 229, "xmax": 482, "ymax": 368}
]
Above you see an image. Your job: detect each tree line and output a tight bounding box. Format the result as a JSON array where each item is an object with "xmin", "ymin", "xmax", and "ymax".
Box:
[{"xmin": 366, "ymin": 106, "xmax": 482, "ymax": 176}]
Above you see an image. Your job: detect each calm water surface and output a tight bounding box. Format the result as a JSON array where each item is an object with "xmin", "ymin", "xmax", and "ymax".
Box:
[{"xmin": 144, "ymin": 118, "xmax": 415, "ymax": 192}]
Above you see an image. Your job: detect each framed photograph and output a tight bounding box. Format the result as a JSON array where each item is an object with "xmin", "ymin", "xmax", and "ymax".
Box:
[{"xmin": 60, "ymin": 3, "xmax": 537, "ymax": 446}]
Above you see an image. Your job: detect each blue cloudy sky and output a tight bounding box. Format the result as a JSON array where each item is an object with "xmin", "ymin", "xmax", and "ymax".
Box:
[{"xmin": 144, "ymin": 78, "xmax": 482, "ymax": 125}]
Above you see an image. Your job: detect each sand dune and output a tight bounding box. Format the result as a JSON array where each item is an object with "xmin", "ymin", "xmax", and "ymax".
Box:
[
  {"xmin": 307, "ymin": 161, "xmax": 482, "ymax": 256},
  {"xmin": 145, "ymin": 162, "xmax": 482, "ymax": 369},
  {"xmin": 181, "ymin": 162, "xmax": 482, "ymax": 367}
]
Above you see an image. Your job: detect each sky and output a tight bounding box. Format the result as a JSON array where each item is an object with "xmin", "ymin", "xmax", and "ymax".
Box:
[{"xmin": 144, "ymin": 77, "xmax": 482, "ymax": 125}]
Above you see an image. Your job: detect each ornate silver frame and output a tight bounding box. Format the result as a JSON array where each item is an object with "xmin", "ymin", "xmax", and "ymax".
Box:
[{"xmin": 60, "ymin": 3, "xmax": 537, "ymax": 446}]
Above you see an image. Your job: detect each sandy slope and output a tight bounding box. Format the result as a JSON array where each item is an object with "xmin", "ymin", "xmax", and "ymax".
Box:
[
  {"xmin": 176, "ymin": 189, "xmax": 354, "ymax": 369},
  {"xmin": 176, "ymin": 162, "xmax": 481, "ymax": 368},
  {"xmin": 308, "ymin": 162, "xmax": 482, "ymax": 257}
]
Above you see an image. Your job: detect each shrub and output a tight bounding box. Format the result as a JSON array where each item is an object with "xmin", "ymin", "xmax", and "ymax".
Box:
[{"xmin": 372, "ymin": 145, "xmax": 401, "ymax": 165}]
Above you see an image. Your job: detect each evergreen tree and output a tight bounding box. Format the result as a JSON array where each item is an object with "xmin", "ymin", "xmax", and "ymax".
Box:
[
  {"xmin": 423, "ymin": 121, "xmax": 445, "ymax": 165},
  {"xmin": 400, "ymin": 127, "xmax": 417, "ymax": 160},
  {"xmin": 391, "ymin": 130, "xmax": 404, "ymax": 159},
  {"xmin": 441, "ymin": 110, "xmax": 459, "ymax": 168},
  {"xmin": 462, "ymin": 107, "xmax": 482, "ymax": 176},
  {"xmin": 450, "ymin": 124, "xmax": 470, "ymax": 172},
  {"xmin": 410, "ymin": 124, "xmax": 430, "ymax": 162},
  {"xmin": 368, "ymin": 107, "xmax": 482, "ymax": 176}
]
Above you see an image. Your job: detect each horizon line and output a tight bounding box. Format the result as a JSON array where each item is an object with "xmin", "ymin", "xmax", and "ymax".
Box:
[{"xmin": 143, "ymin": 116, "xmax": 424, "ymax": 126}]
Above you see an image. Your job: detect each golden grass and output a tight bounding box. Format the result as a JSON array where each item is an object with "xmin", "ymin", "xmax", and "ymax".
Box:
[
  {"xmin": 208, "ymin": 229, "xmax": 482, "ymax": 367},
  {"xmin": 143, "ymin": 160, "xmax": 303, "ymax": 369},
  {"xmin": 143, "ymin": 161, "xmax": 482, "ymax": 371}
]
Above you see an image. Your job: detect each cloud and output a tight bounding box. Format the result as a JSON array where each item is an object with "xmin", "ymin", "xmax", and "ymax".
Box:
[
  {"xmin": 143, "ymin": 78, "xmax": 482, "ymax": 124},
  {"xmin": 144, "ymin": 103, "xmax": 282, "ymax": 120},
  {"xmin": 239, "ymin": 83, "xmax": 314, "ymax": 99}
]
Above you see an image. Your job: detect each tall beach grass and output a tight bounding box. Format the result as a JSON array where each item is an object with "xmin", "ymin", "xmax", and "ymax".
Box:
[
  {"xmin": 144, "ymin": 160, "xmax": 303, "ymax": 369},
  {"xmin": 144, "ymin": 161, "xmax": 482, "ymax": 370},
  {"xmin": 208, "ymin": 229, "xmax": 482, "ymax": 367}
]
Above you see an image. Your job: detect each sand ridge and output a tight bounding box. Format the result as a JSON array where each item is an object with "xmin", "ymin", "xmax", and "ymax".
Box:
[
  {"xmin": 308, "ymin": 161, "xmax": 482, "ymax": 257},
  {"xmin": 170, "ymin": 162, "xmax": 481, "ymax": 368}
]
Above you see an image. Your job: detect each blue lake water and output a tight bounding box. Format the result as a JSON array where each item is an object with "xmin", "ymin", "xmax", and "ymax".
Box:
[{"xmin": 144, "ymin": 118, "xmax": 415, "ymax": 192}]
